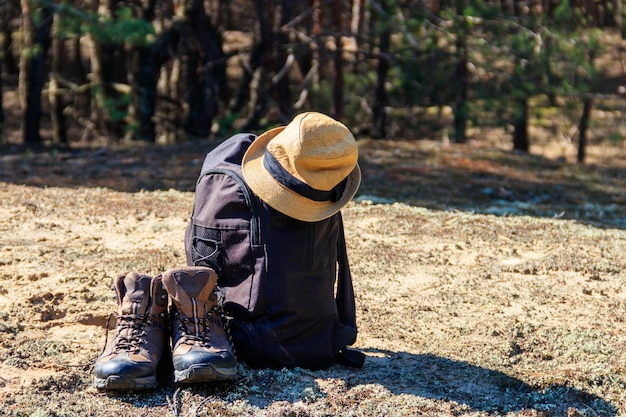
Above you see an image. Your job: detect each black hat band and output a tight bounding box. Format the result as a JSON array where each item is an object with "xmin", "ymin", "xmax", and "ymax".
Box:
[{"xmin": 263, "ymin": 150, "xmax": 347, "ymax": 202}]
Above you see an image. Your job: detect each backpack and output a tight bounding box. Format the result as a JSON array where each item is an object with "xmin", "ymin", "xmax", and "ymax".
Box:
[{"xmin": 184, "ymin": 133, "xmax": 365, "ymax": 370}]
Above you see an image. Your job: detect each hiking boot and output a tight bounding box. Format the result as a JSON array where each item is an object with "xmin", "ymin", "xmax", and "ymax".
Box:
[
  {"xmin": 93, "ymin": 272, "xmax": 168, "ymax": 390},
  {"xmin": 162, "ymin": 266, "xmax": 238, "ymax": 383}
]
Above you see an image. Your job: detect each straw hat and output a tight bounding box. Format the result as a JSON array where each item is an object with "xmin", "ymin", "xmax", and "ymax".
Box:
[{"xmin": 241, "ymin": 112, "xmax": 361, "ymax": 222}]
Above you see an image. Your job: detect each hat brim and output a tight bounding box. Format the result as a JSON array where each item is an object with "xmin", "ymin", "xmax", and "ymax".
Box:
[{"xmin": 241, "ymin": 126, "xmax": 361, "ymax": 222}]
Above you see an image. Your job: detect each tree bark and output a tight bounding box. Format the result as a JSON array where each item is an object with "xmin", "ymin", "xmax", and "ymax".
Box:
[
  {"xmin": 87, "ymin": 0, "xmax": 128, "ymax": 138},
  {"xmin": 512, "ymin": 98, "xmax": 529, "ymax": 152},
  {"xmin": 234, "ymin": 0, "xmax": 274, "ymax": 129},
  {"xmin": 21, "ymin": 1, "xmax": 53, "ymax": 147},
  {"xmin": 350, "ymin": 0, "xmax": 362, "ymax": 34},
  {"xmin": 617, "ymin": 0, "xmax": 626, "ymax": 38},
  {"xmin": 332, "ymin": 0, "xmax": 344, "ymax": 120},
  {"xmin": 50, "ymin": 13, "xmax": 67, "ymax": 144},
  {"xmin": 0, "ymin": 50, "xmax": 4, "ymax": 143},
  {"xmin": 372, "ymin": 1, "xmax": 390, "ymax": 139},
  {"xmin": 126, "ymin": 0, "xmax": 159, "ymax": 141},
  {"xmin": 132, "ymin": 23, "xmax": 183, "ymax": 142},
  {"xmin": 452, "ymin": 0, "xmax": 469, "ymax": 143},
  {"xmin": 310, "ymin": 0, "xmax": 321, "ymax": 108},
  {"xmin": 183, "ymin": 0, "xmax": 226, "ymax": 137},
  {"xmin": 276, "ymin": 0, "xmax": 293, "ymax": 118},
  {"xmin": 87, "ymin": 33, "xmax": 106, "ymax": 134},
  {"xmin": 577, "ymin": 97, "xmax": 592, "ymax": 163}
]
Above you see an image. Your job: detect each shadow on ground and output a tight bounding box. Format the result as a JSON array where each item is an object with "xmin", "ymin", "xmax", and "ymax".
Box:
[
  {"xmin": 99, "ymin": 350, "xmax": 617, "ymax": 416},
  {"xmin": 356, "ymin": 350, "xmax": 616, "ymax": 415},
  {"xmin": 356, "ymin": 139, "xmax": 626, "ymax": 230},
  {"xmin": 1, "ymin": 138, "xmax": 624, "ymax": 229}
]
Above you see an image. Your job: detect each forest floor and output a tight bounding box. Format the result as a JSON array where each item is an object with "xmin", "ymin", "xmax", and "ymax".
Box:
[{"xmin": 0, "ymin": 122, "xmax": 625, "ymax": 416}]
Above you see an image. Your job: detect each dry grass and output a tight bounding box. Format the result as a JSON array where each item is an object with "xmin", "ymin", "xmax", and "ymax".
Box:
[{"xmin": 0, "ymin": 132, "xmax": 625, "ymax": 416}]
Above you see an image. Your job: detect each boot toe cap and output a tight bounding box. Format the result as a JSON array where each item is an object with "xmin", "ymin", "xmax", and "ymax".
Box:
[
  {"xmin": 94, "ymin": 356, "xmax": 156, "ymax": 379},
  {"xmin": 173, "ymin": 349, "xmax": 237, "ymax": 372}
]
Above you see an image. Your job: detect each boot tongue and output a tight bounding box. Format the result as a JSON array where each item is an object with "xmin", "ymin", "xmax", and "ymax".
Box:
[
  {"xmin": 118, "ymin": 272, "xmax": 151, "ymax": 316},
  {"xmin": 173, "ymin": 271, "xmax": 212, "ymax": 318},
  {"xmin": 162, "ymin": 267, "xmax": 217, "ymax": 320}
]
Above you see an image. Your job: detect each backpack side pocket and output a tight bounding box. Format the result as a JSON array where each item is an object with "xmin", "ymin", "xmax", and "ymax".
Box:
[{"xmin": 186, "ymin": 171, "xmax": 265, "ymax": 314}]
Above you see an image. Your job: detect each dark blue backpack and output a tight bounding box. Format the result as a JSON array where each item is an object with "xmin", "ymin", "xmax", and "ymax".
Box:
[{"xmin": 185, "ymin": 133, "xmax": 364, "ymax": 370}]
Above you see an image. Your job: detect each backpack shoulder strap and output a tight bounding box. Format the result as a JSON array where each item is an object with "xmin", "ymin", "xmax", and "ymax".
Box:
[
  {"xmin": 336, "ymin": 212, "xmax": 356, "ymax": 330},
  {"xmin": 335, "ymin": 212, "xmax": 366, "ymax": 368}
]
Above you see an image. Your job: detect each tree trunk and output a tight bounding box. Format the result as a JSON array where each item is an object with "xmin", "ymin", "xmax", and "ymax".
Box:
[
  {"xmin": 276, "ymin": 0, "xmax": 293, "ymax": 118},
  {"xmin": 512, "ymin": 98, "xmax": 529, "ymax": 152},
  {"xmin": 21, "ymin": 1, "xmax": 53, "ymax": 147},
  {"xmin": 332, "ymin": 0, "xmax": 344, "ymax": 120},
  {"xmin": 126, "ymin": 0, "xmax": 159, "ymax": 142},
  {"xmin": 99, "ymin": 42, "xmax": 127, "ymax": 137},
  {"xmin": 617, "ymin": 0, "xmax": 626, "ymax": 38},
  {"xmin": 87, "ymin": 34, "xmax": 106, "ymax": 135},
  {"xmin": 88, "ymin": 0, "xmax": 127, "ymax": 139},
  {"xmin": 234, "ymin": 0, "xmax": 274, "ymax": 129},
  {"xmin": 0, "ymin": 51, "xmax": 4, "ymax": 143},
  {"xmin": 130, "ymin": 44, "xmax": 158, "ymax": 142},
  {"xmin": 372, "ymin": 1, "xmax": 391, "ymax": 139},
  {"xmin": 183, "ymin": 0, "xmax": 226, "ymax": 137},
  {"xmin": 310, "ymin": 0, "xmax": 321, "ymax": 108},
  {"xmin": 453, "ymin": 32, "xmax": 467, "ymax": 143},
  {"xmin": 230, "ymin": 1, "xmax": 268, "ymax": 114},
  {"xmin": 132, "ymin": 24, "xmax": 181, "ymax": 142},
  {"xmin": 68, "ymin": 36, "xmax": 91, "ymax": 123},
  {"xmin": 18, "ymin": 0, "xmax": 30, "ymax": 111},
  {"xmin": 350, "ymin": 0, "xmax": 362, "ymax": 34},
  {"xmin": 184, "ymin": 49, "xmax": 211, "ymax": 137},
  {"xmin": 72, "ymin": 35, "xmax": 86, "ymax": 80},
  {"xmin": 577, "ymin": 97, "xmax": 592, "ymax": 163},
  {"xmin": 50, "ymin": 13, "xmax": 67, "ymax": 144}
]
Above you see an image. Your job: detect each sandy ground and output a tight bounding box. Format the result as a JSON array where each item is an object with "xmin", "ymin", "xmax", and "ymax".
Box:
[{"xmin": 0, "ymin": 138, "xmax": 625, "ymax": 416}]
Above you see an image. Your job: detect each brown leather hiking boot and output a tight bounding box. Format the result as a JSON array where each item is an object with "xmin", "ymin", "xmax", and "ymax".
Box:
[
  {"xmin": 93, "ymin": 272, "xmax": 168, "ymax": 390},
  {"xmin": 162, "ymin": 266, "xmax": 238, "ymax": 383}
]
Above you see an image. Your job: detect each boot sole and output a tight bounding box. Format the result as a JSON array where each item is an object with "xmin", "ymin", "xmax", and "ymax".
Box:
[
  {"xmin": 93, "ymin": 374, "xmax": 158, "ymax": 390},
  {"xmin": 174, "ymin": 364, "xmax": 238, "ymax": 384}
]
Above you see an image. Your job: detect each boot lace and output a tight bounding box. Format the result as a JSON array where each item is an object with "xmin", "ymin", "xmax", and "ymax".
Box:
[
  {"xmin": 101, "ymin": 313, "xmax": 163, "ymax": 355},
  {"xmin": 174, "ymin": 308, "xmax": 223, "ymax": 346}
]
